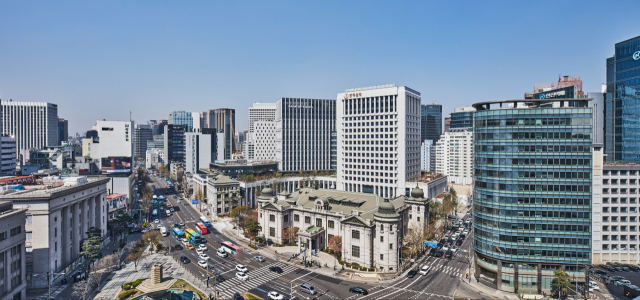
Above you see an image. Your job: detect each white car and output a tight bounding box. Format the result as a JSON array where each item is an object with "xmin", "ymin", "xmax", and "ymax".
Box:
[
  {"xmin": 158, "ymin": 224, "xmax": 164, "ymax": 228},
  {"xmin": 236, "ymin": 264, "xmax": 248, "ymax": 272},
  {"xmin": 154, "ymin": 219, "xmax": 159, "ymax": 224},
  {"xmin": 235, "ymin": 272, "xmax": 249, "ymax": 281},
  {"xmin": 589, "ymin": 283, "xmax": 600, "ymax": 291},
  {"xmin": 197, "ymin": 260, "xmax": 208, "ymax": 268},
  {"xmin": 181, "ymin": 239, "xmax": 189, "ymax": 246},
  {"xmin": 196, "ymin": 249, "xmax": 204, "ymax": 255},
  {"xmin": 463, "ymin": 230, "xmax": 469, "ymax": 235},
  {"xmin": 199, "ymin": 254, "xmax": 210, "ymax": 260},
  {"xmin": 198, "ymin": 244, "xmax": 207, "ymax": 251},
  {"xmin": 442, "ymin": 246, "xmax": 449, "ymax": 252},
  {"xmin": 451, "ymin": 246, "xmax": 458, "ymax": 253},
  {"xmin": 268, "ymin": 291, "xmax": 284, "ymax": 300},
  {"xmin": 217, "ymin": 249, "xmax": 228, "ymax": 258},
  {"xmin": 420, "ymin": 265, "xmax": 429, "ymax": 275},
  {"xmin": 618, "ymin": 279, "xmax": 632, "ymax": 286}
]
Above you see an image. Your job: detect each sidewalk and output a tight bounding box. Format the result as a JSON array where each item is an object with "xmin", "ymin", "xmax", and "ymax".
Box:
[{"xmin": 461, "ymin": 272, "xmax": 520, "ymax": 300}]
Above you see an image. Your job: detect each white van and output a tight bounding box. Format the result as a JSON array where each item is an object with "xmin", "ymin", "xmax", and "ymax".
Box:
[
  {"xmin": 166, "ymin": 209, "xmax": 171, "ymax": 216},
  {"xmin": 160, "ymin": 227, "xmax": 168, "ymax": 237}
]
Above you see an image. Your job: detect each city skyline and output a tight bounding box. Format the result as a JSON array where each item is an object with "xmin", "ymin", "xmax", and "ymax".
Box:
[{"xmin": 2, "ymin": 1, "xmax": 639, "ymax": 134}]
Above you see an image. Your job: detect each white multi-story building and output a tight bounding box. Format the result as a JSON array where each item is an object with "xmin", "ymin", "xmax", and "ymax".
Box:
[
  {"xmin": 420, "ymin": 140, "xmax": 435, "ymax": 172},
  {"xmin": 248, "ymin": 103, "xmax": 277, "ymax": 136},
  {"xmin": 257, "ymin": 186, "xmax": 429, "ymax": 272},
  {"xmin": 435, "ymin": 128, "xmax": 473, "ymax": 184},
  {"xmin": 592, "ymin": 145, "xmax": 640, "ymax": 264},
  {"xmin": 0, "ymin": 177, "xmax": 110, "ymax": 288},
  {"xmin": 1, "ymin": 101, "xmax": 58, "ymax": 160},
  {"xmin": 276, "ymin": 98, "xmax": 336, "ymax": 172},
  {"xmin": 242, "ymin": 140, "xmax": 255, "ymax": 160},
  {"xmin": 1, "ymin": 135, "xmax": 17, "ymax": 175},
  {"xmin": 145, "ymin": 149, "xmax": 165, "ymax": 167},
  {"xmin": 254, "ymin": 121, "xmax": 277, "ymax": 161},
  {"xmin": 0, "ymin": 201, "xmax": 27, "ymax": 299},
  {"xmin": 184, "ymin": 131, "xmax": 215, "ymax": 175},
  {"xmin": 337, "ymin": 84, "xmax": 421, "ymax": 198}
]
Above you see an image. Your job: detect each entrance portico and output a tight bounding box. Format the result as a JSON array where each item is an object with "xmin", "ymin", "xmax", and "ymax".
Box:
[{"xmin": 298, "ymin": 226, "xmax": 325, "ymax": 256}]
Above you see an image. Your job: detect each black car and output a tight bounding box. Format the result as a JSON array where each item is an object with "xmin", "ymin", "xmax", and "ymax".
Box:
[
  {"xmin": 445, "ymin": 250, "xmax": 452, "ymax": 258},
  {"xmin": 201, "ymin": 238, "xmax": 207, "ymax": 243},
  {"xmin": 180, "ymin": 256, "xmax": 190, "ymax": 264},
  {"xmin": 174, "ymin": 244, "xmax": 183, "ymax": 250},
  {"xmin": 460, "ymin": 234, "xmax": 466, "ymax": 240},
  {"xmin": 435, "ymin": 251, "xmax": 444, "ymax": 257},
  {"xmin": 129, "ymin": 228, "xmax": 141, "ymax": 234},
  {"xmin": 631, "ymin": 266, "xmax": 640, "ymax": 272},
  {"xmin": 407, "ymin": 270, "xmax": 418, "ymax": 278},
  {"xmin": 233, "ymin": 292, "xmax": 243, "ymax": 300},
  {"xmin": 455, "ymin": 240, "xmax": 462, "ymax": 246},
  {"xmin": 349, "ymin": 287, "xmax": 368, "ymax": 295},
  {"xmin": 429, "ymin": 249, "xmax": 437, "ymax": 256},
  {"xmin": 174, "ymin": 223, "xmax": 180, "ymax": 228},
  {"xmin": 270, "ymin": 266, "xmax": 283, "ymax": 273},
  {"xmin": 216, "ymin": 274, "xmax": 225, "ymax": 283}
]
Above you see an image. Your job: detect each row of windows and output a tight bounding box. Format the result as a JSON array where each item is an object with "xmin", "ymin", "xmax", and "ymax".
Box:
[
  {"xmin": 475, "ymin": 131, "xmax": 591, "ymax": 140},
  {"xmin": 603, "ymin": 178, "xmax": 640, "ymax": 184},
  {"xmin": 343, "ymin": 96, "xmax": 398, "ymax": 115},
  {"xmin": 476, "ymin": 222, "xmax": 589, "ymax": 232},
  {"xmin": 475, "ymin": 240, "xmax": 591, "ymax": 259},
  {"xmin": 601, "ymin": 235, "xmax": 638, "ymax": 241},
  {"xmin": 476, "ymin": 144, "xmax": 591, "ymax": 153},
  {"xmin": 476, "ymin": 117, "xmax": 591, "ymax": 127},
  {"xmin": 603, "ymin": 170, "xmax": 640, "ymax": 176},
  {"xmin": 602, "ymin": 188, "xmax": 640, "ymax": 194},
  {"xmin": 603, "ymin": 197, "xmax": 638, "ymax": 204},
  {"xmin": 474, "ymin": 216, "xmax": 590, "ymax": 230},
  {"xmin": 475, "ymin": 181, "xmax": 591, "ymax": 193},
  {"xmin": 602, "ymin": 216, "xmax": 638, "ymax": 222},
  {"xmin": 475, "ymin": 158, "xmax": 592, "ymax": 166},
  {"xmin": 601, "ymin": 244, "xmax": 637, "ymax": 251},
  {"xmin": 475, "ymin": 170, "xmax": 590, "ymax": 179},
  {"xmin": 476, "ymin": 196, "xmax": 591, "ymax": 206},
  {"xmin": 9, "ymin": 226, "xmax": 21, "ymax": 237},
  {"xmin": 603, "ymin": 225, "xmax": 638, "ymax": 232},
  {"xmin": 602, "ymin": 207, "xmax": 638, "ymax": 213},
  {"xmin": 476, "ymin": 208, "xmax": 590, "ymax": 220}
]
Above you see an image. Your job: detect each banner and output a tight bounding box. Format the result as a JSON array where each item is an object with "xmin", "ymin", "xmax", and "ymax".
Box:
[{"xmin": 192, "ymin": 200, "xmax": 199, "ymax": 205}]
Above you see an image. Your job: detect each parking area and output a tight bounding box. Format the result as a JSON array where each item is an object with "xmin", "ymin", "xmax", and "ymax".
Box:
[{"xmin": 590, "ymin": 264, "xmax": 640, "ymax": 299}]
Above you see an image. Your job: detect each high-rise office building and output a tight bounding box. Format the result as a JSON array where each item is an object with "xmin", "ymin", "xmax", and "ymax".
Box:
[
  {"xmin": 421, "ymin": 104, "xmax": 442, "ymax": 142},
  {"xmin": 133, "ymin": 124, "xmax": 152, "ymax": 158},
  {"xmin": 147, "ymin": 135, "xmax": 165, "ymax": 152},
  {"xmin": 164, "ymin": 125, "xmax": 185, "ymax": 163},
  {"xmin": 420, "ymin": 140, "xmax": 435, "ymax": 172},
  {"xmin": 1, "ymin": 136, "xmax": 17, "ymax": 175},
  {"xmin": 444, "ymin": 117, "xmax": 451, "ymax": 132},
  {"xmin": 249, "ymin": 103, "xmax": 277, "ymax": 136},
  {"xmin": 58, "ymin": 118, "xmax": 68, "ymax": 145},
  {"xmin": 449, "ymin": 106, "xmax": 475, "ymax": 129},
  {"xmin": 254, "ymin": 121, "xmax": 277, "ymax": 161},
  {"xmin": 589, "ymin": 90, "xmax": 605, "ymax": 145},
  {"xmin": 337, "ymin": 84, "xmax": 421, "ymax": 198},
  {"xmin": 212, "ymin": 109, "xmax": 236, "ymax": 160},
  {"xmin": 184, "ymin": 128, "xmax": 215, "ymax": 174},
  {"xmin": 169, "ymin": 111, "xmax": 194, "ymax": 132},
  {"xmin": 1, "ymin": 100, "xmax": 58, "ymax": 159},
  {"xmin": 605, "ymin": 35, "xmax": 640, "ymax": 161},
  {"xmin": 435, "ymin": 128, "xmax": 473, "ymax": 183},
  {"xmin": 472, "ymin": 98, "xmax": 593, "ymax": 294},
  {"xmin": 276, "ymin": 98, "xmax": 335, "ymax": 172}
]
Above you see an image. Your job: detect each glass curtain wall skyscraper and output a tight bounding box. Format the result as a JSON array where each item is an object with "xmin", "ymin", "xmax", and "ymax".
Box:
[
  {"xmin": 421, "ymin": 104, "xmax": 442, "ymax": 142},
  {"xmin": 605, "ymin": 35, "xmax": 640, "ymax": 161},
  {"xmin": 169, "ymin": 111, "xmax": 194, "ymax": 132},
  {"xmin": 472, "ymin": 98, "xmax": 593, "ymax": 294},
  {"xmin": 450, "ymin": 106, "xmax": 476, "ymax": 129}
]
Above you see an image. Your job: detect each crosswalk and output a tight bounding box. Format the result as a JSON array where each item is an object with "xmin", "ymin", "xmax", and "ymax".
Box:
[
  {"xmin": 215, "ymin": 262, "xmax": 298, "ymax": 299},
  {"xmin": 421, "ymin": 259, "xmax": 467, "ymax": 277}
]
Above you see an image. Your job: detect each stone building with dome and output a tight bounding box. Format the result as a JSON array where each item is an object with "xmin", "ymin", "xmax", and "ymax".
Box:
[{"xmin": 257, "ymin": 185, "xmax": 430, "ymax": 272}]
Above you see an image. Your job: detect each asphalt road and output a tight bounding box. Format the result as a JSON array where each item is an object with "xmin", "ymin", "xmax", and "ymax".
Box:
[{"xmin": 147, "ymin": 174, "xmax": 495, "ymax": 300}]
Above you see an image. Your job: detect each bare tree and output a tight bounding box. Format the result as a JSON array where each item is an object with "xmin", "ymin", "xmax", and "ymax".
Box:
[
  {"xmin": 72, "ymin": 279, "xmax": 94, "ymax": 300},
  {"xmin": 328, "ymin": 236, "xmax": 342, "ymax": 256},
  {"xmin": 126, "ymin": 246, "xmax": 147, "ymax": 272},
  {"xmin": 282, "ymin": 226, "xmax": 298, "ymax": 244}
]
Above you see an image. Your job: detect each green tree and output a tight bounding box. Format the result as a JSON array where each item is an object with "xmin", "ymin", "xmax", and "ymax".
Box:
[
  {"xmin": 113, "ymin": 211, "xmax": 134, "ymax": 243},
  {"xmin": 245, "ymin": 219, "xmax": 261, "ymax": 247},
  {"xmin": 552, "ymin": 270, "xmax": 572, "ymax": 297},
  {"xmin": 80, "ymin": 227, "xmax": 103, "ymax": 271}
]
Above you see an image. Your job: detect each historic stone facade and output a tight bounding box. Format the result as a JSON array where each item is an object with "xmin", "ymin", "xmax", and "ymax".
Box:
[{"xmin": 257, "ymin": 186, "xmax": 429, "ymax": 272}]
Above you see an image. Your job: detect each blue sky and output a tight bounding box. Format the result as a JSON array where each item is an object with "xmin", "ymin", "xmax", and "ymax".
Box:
[{"xmin": 1, "ymin": 1, "xmax": 639, "ymax": 134}]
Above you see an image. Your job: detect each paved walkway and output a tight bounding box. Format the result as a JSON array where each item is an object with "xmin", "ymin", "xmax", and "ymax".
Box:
[{"xmin": 93, "ymin": 251, "xmax": 208, "ymax": 300}]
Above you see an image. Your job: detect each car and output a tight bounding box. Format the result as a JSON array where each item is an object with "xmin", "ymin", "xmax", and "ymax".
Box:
[
  {"xmin": 174, "ymin": 223, "xmax": 180, "ymax": 228},
  {"xmin": 455, "ymin": 240, "xmax": 462, "ymax": 246},
  {"xmin": 217, "ymin": 249, "xmax": 228, "ymax": 258},
  {"xmin": 180, "ymin": 256, "xmax": 190, "ymax": 264},
  {"xmin": 236, "ymin": 264, "xmax": 248, "ymax": 272},
  {"xmin": 267, "ymin": 291, "xmax": 284, "ymax": 300},
  {"xmin": 460, "ymin": 234, "xmax": 466, "ymax": 240},
  {"xmin": 451, "ymin": 246, "xmax": 458, "ymax": 253},
  {"xmin": 442, "ymin": 246, "xmax": 449, "ymax": 252},
  {"xmin": 181, "ymin": 239, "xmax": 189, "ymax": 245},
  {"xmin": 435, "ymin": 251, "xmax": 444, "ymax": 257},
  {"xmin": 158, "ymin": 224, "xmax": 164, "ymax": 229},
  {"xmin": 300, "ymin": 283, "xmax": 317, "ymax": 295},
  {"xmin": 254, "ymin": 256, "xmax": 265, "ymax": 262},
  {"xmin": 129, "ymin": 228, "xmax": 141, "ymax": 234},
  {"xmin": 463, "ymin": 230, "xmax": 469, "ymax": 235},
  {"xmin": 170, "ymin": 207, "xmax": 175, "ymax": 212},
  {"xmin": 179, "ymin": 222, "xmax": 185, "ymax": 226},
  {"xmin": 592, "ymin": 270, "xmax": 606, "ymax": 275},
  {"xmin": 589, "ymin": 282, "xmax": 600, "ymax": 291},
  {"xmin": 269, "ymin": 266, "xmax": 283, "ymax": 273},
  {"xmin": 349, "ymin": 287, "xmax": 368, "ymax": 295},
  {"xmin": 198, "ymin": 244, "xmax": 207, "ymax": 251},
  {"xmin": 197, "ymin": 260, "xmax": 208, "ymax": 268},
  {"xmin": 174, "ymin": 244, "xmax": 183, "ymax": 250},
  {"xmin": 407, "ymin": 270, "xmax": 418, "ymax": 278},
  {"xmin": 215, "ymin": 274, "xmax": 225, "ymax": 283},
  {"xmin": 420, "ymin": 265, "xmax": 429, "ymax": 275},
  {"xmin": 199, "ymin": 254, "xmax": 210, "ymax": 260},
  {"xmin": 445, "ymin": 250, "xmax": 452, "ymax": 258},
  {"xmin": 618, "ymin": 279, "xmax": 632, "ymax": 286},
  {"xmin": 235, "ymin": 272, "xmax": 249, "ymax": 281},
  {"xmin": 429, "ymin": 249, "xmax": 437, "ymax": 256},
  {"xmin": 154, "ymin": 219, "xmax": 159, "ymax": 224},
  {"xmin": 233, "ymin": 292, "xmax": 243, "ymax": 300},
  {"xmin": 201, "ymin": 238, "xmax": 207, "ymax": 243},
  {"xmin": 186, "ymin": 244, "xmax": 194, "ymax": 250}
]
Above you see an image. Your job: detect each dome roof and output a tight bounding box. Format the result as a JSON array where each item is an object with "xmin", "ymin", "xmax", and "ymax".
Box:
[
  {"xmin": 261, "ymin": 187, "xmax": 274, "ymax": 197},
  {"xmin": 410, "ymin": 186, "xmax": 424, "ymax": 199},
  {"xmin": 374, "ymin": 198, "xmax": 399, "ymax": 218}
]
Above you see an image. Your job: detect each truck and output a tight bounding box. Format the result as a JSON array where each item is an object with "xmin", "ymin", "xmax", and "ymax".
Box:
[
  {"xmin": 152, "ymin": 209, "xmax": 158, "ymax": 219},
  {"xmin": 624, "ymin": 284, "xmax": 640, "ymax": 299},
  {"xmin": 160, "ymin": 227, "xmax": 168, "ymax": 237}
]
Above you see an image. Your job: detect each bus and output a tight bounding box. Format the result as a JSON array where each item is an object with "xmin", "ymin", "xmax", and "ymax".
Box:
[
  {"xmin": 221, "ymin": 241, "xmax": 240, "ymax": 255},
  {"xmin": 185, "ymin": 229, "xmax": 202, "ymax": 246},
  {"xmin": 160, "ymin": 227, "xmax": 168, "ymax": 237},
  {"xmin": 195, "ymin": 222, "xmax": 208, "ymax": 235},
  {"xmin": 199, "ymin": 216, "xmax": 211, "ymax": 227},
  {"xmin": 151, "ymin": 209, "xmax": 158, "ymax": 219},
  {"xmin": 172, "ymin": 228, "xmax": 185, "ymax": 239}
]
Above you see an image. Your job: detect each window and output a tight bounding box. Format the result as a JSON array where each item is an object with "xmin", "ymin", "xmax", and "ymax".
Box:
[
  {"xmin": 269, "ymin": 227, "xmax": 275, "ymax": 237},
  {"xmin": 380, "ymin": 236, "xmax": 384, "ymax": 242},
  {"xmin": 328, "ymin": 221, "xmax": 334, "ymax": 228},
  {"xmin": 0, "ymin": 231, "xmax": 6, "ymax": 241},
  {"xmin": 55, "ymin": 228, "xmax": 57, "ymax": 237},
  {"xmin": 284, "ymin": 215, "xmax": 288, "ymax": 222},
  {"xmin": 294, "ymin": 214, "xmax": 300, "ymax": 222},
  {"xmin": 269, "ymin": 215, "xmax": 275, "ymax": 222},
  {"xmin": 389, "ymin": 243, "xmax": 393, "ymax": 250},
  {"xmin": 316, "ymin": 219, "xmax": 322, "ymax": 227},
  {"xmin": 26, "ymin": 216, "xmax": 32, "ymax": 224},
  {"xmin": 352, "ymin": 245, "xmax": 360, "ymax": 258},
  {"xmin": 10, "ymin": 226, "xmax": 21, "ymax": 236},
  {"xmin": 380, "ymin": 254, "xmax": 384, "ymax": 260},
  {"xmin": 305, "ymin": 216, "xmax": 311, "ymax": 224},
  {"xmin": 55, "ymin": 242, "xmax": 57, "ymax": 251},
  {"xmin": 26, "ymin": 233, "xmax": 32, "ymax": 240},
  {"xmin": 352, "ymin": 230, "xmax": 360, "ymax": 239}
]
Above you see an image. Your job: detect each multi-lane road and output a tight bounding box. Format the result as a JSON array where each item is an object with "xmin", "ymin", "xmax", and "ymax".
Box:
[{"xmin": 146, "ymin": 173, "xmax": 494, "ymax": 300}]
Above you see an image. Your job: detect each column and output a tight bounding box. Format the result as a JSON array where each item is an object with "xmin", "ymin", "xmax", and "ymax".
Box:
[
  {"xmin": 537, "ymin": 263, "xmax": 542, "ymax": 294},
  {"xmin": 496, "ymin": 258, "xmax": 502, "ymax": 290}
]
